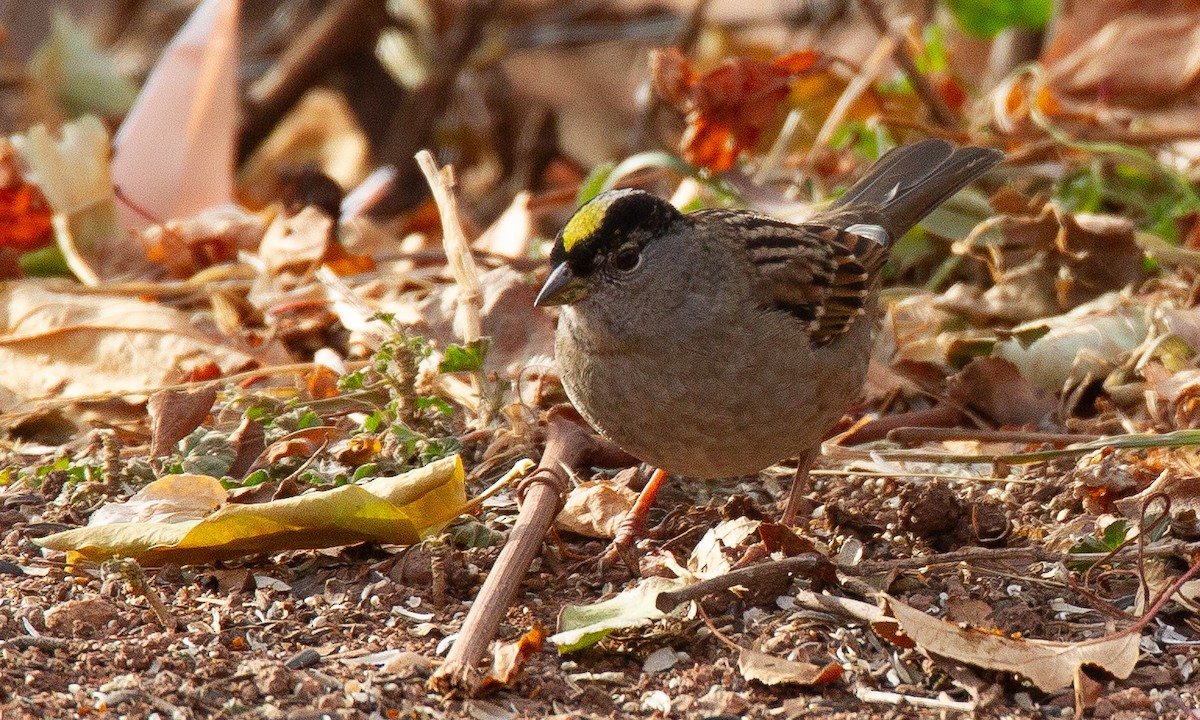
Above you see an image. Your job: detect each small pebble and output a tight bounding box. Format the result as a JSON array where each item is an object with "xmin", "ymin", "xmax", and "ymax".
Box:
[{"xmin": 285, "ymin": 648, "xmax": 322, "ymax": 670}]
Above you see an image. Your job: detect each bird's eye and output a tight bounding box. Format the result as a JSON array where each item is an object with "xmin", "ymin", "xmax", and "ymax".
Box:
[{"xmin": 612, "ymin": 247, "xmax": 641, "ymax": 272}]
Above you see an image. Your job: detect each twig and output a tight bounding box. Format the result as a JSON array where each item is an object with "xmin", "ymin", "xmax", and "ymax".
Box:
[
  {"xmin": 886, "ymin": 428, "xmax": 1101, "ymax": 445},
  {"xmin": 415, "ymin": 151, "xmax": 484, "ymax": 344},
  {"xmin": 805, "ymin": 31, "xmax": 896, "ymax": 162},
  {"xmin": 429, "ymin": 409, "xmax": 601, "ymax": 694},
  {"xmin": 837, "ymin": 404, "xmax": 967, "ymax": 446},
  {"xmin": 4, "ymin": 635, "xmax": 70, "ymax": 651},
  {"xmin": 754, "ymin": 108, "xmax": 804, "ymax": 185},
  {"xmin": 809, "ymin": 468, "xmax": 1039, "ymax": 485},
  {"xmin": 844, "ymin": 540, "xmax": 1200, "ymax": 576},
  {"xmin": 826, "ymin": 429, "xmax": 1200, "ymax": 466},
  {"xmin": 103, "ymin": 558, "xmax": 179, "ymax": 631},
  {"xmin": 856, "ymin": 687, "xmax": 976, "ymax": 712},
  {"xmin": 854, "ymin": 0, "xmax": 959, "ymax": 129},
  {"xmin": 655, "ymin": 554, "xmax": 834, "ymax": 613}
]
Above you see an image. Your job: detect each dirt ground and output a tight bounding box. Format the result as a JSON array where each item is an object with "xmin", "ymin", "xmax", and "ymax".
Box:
[{"xmin": 4, "ymin": 463, "xmax": 1200, "ymax": 720}]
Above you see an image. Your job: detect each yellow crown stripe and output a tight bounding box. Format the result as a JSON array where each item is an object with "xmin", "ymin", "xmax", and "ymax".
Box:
[{"xmin": 561, "ymin": 196, "xmax": 615, "ymax": 253}]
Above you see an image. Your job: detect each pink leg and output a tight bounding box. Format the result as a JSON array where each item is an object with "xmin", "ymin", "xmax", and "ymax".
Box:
[{"xmin": 604, "ymin": 467, "xmax": 668, "ymax": 573}]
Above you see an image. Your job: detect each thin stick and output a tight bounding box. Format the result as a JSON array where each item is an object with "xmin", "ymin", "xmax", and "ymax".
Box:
[
  {"xmin": 655, "ymin": 554, "xmax": 833, "ymax": 613},
  {"xmin": 856, "ymin": 687, "xmax": 976, "ymax": 712},
  {"xmin": 103, "ymin": 558, "xmax": 179, "ymax": 631},
  {"xmin": 844, "ymin": 540, "xmax": 1200, "ymax": 575},
  {"xmin": 806, "ymin": 32, "xmax": 896, "ymax": 161},
  {"xmin": 887, "ymin": 428, "xmax": 1101, "ymax": 445},
  {"xmin": 240, "ymin": 0, "xmax": 389, "ymax": 157},
  {"xmin": 429, "ymin": 410, "xmax": 598, "ymax": 694},
  {"xmin": 854, "ymin": 0, "xmax": 959, "ymax": 129},
  {"xmin": 415, "ymin": 150, "xmax": 484, "ymax": 343}
]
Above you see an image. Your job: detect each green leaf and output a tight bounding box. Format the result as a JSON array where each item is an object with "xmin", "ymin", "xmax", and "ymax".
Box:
[
  {"xmin": 19, "ymin": 245, "xmax": 72, "ymax": 277},
  {"xmin": 415, "ymin": 396, "xmax": 453, "ymax": 416},
  {"xmin": 550, "ymin": 576, "xmax": 689, "ymax": 653},
  {"xmin": 1102, "ymin": 519, "xmax": 1129, "ymax": 550},
  {"xmin": 439, "ymin": 339, "xmax": 490, "ymax": 373},
  {"xmin": 339, "ymin": 370, "xmax": 366, "ymax": 391},
  {"xmin": 363, "ymin": 411, "xmax": 385, "ymax": 433},
  {"xmin": 577, "ymin": 161, "xmax": 617, "ymax": 206},
  {"xmin": 946, "ymin": 0, "xmax": 1051, "ymax": 38}
]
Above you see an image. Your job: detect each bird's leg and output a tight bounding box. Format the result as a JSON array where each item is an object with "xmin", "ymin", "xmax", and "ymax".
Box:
[
  {"xmin": 603, "ymin": 467, "xmax": 668, "ymax": 574},
  {"xmin": 781, "ymin": 451, "xmax": 815, "ymax": 526}
]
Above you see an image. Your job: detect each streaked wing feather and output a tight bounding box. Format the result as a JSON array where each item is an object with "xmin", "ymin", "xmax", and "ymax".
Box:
[{"xmin": 694, "ymin": 209, "xmax": 884, "ymax": 345}]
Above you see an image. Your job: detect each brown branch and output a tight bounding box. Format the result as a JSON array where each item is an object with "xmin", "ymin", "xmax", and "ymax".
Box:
[
  {"xmin": 838, "ymin": 404, "xmax": 967, "ymax": 446},
  {"xmin": 374, "ymin": 0, "xmax": 501, "ymax": 215},
  {"xmin": 854, "ymin": 0, "xmax": 959, "ymax": 130},
  {"xmin": 240, "ymin": 0, "xmax": 391, "ymax": 159},
  {"xmin": 844, "ymin": 540, "xmax": 1200, "ymax": 576},
  {"xmin": 429, "ymin": 409, "xmax": 602, "ymax": 694},
  {"xmin": 655, "ymin": 554, "xmax": 835, "ymax": 613}
]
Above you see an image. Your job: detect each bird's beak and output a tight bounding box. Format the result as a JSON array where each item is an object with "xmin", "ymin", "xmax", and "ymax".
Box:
[{"xmin": 535, "ymin": 263, "xmax": 589, "ymax": 306}]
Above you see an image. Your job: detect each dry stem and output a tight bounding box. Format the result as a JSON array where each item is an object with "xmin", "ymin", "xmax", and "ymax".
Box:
[{"xmin": 415, "ymin": 150, "xmax": 484, "ymax": 344}]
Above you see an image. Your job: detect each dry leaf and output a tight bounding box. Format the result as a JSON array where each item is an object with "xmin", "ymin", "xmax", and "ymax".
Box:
[
  {"xmin": 0, "ymin": 282, "xmax": 289, "ymax": 408},
  {"xmin": 148, "ymin": 386, "xmax": 218, "ymax": 458},
  {"xmin": 37, "ymin": 455, "xmax": 467, "ymax": 564},
  {"xmin": 0, "ymin": 137, "xmax": 53, "ymax": 252},
  {"xmin": 226, "ymin": 416, "xmax": 266, "ymax": 480},
  {"xmin": 257, "ymin": 206, "xmax": 334, "ymax": 275},
  {"xmin": 1046, "ymin": 6, "xmax": 1200, "ymax": 103},
  {"xmin": 991, "ymin": 293, "xmax": 1147, "ymax": 395},
  {"xmin": 141, "ymin": 206, "xmax": 270, "ymax": 278},
  {"xmin": 689, "ymin": 516, "xmax": 761, "ymax": 578},
  {"xmin": 550, "ymin": 576, "xmax": 689, "ymax": 653},
  {"xmin": 737, "ymin": 648, "xmax": 842, "ymax": 687},
  {"xmin": 473, "ymin": 191, "xmax": 534, "ymax": 259},
  {"xmin": 555, "ymin": 479, "xmax": 638, "ymax": 539},
  {"xmin": 947, "ymin": 357, "xmax": 1057, "ymax": 426},
  {"xmin": 651, "ymin": 47, "xmax": 827, "ymax": 171},
  {"xmin": 477, "ymin": 626, "xmax": 546, "ymax": 695},
  {"xmin": 10, "ymin": 116, "xmax": 135, "ymax": 283},
  {"xmin": 945, "ymin": 202, "xmax": 1145, "ymax": 324},
  {"xmin": 876, "ymin": 595, "xmax": 1139, "ymax": 692},
  {"xmin": 88, "ymin": 474, "xmax": 226, "ymax": 526}
]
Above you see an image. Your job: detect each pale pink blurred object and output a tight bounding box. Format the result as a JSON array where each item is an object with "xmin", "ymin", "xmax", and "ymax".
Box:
[{"xmin": 111, "ymin": 0, "xmax": 239, "ymax": 232}]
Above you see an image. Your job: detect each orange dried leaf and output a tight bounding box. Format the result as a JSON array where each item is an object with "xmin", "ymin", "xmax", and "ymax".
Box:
[
  {"xmin": 1035, "ymin": 85, "xmax": 1060, "ymax": 116},
  {"xmin": 336, "ymin": 435, "xmax": 383, "ymax": 466},
  {"xmin": 322, "ymin": 240, "xmax": 376, "ymax": 275},
  {"xmin": 477, "ymin": 625, "xmax": 546, "ymax": 695},
  {"xmin": 180, "ymin": 362, "xmax": 222, "ymax": 383},
  {"xmin": 652, "ymin": 46, "xmax": 828, "ymax": 171},
  {"xmin": 0, "ymin": 183, "xmax": 53, "ymax": 251},
  {"xmin": 936, "ymin": 75, "xmax": 968, "ymax": 114},
  {"xmin": 650, "ymin": 47, "xmax": 694, "ymax": 106},
  {"xmin": 772, "ymin": 50, "xmax": 821, "ymax": 74}
]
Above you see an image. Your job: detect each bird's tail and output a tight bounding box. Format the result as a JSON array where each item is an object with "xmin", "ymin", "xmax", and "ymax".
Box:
[{"xmin": 824, "ymin": 138, "xmax": 1004, "ymax": 241}]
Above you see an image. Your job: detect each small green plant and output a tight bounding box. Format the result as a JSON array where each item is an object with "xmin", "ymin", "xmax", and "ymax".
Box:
[{"xmin": 337, "ymin": 312, "xmax": 479, "ymax": 470}]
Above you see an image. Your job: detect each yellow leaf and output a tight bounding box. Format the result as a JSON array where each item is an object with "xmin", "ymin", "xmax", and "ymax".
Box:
[{"xmin": 38, "ymin": 455, "xmax": 466, "ymax": 564}]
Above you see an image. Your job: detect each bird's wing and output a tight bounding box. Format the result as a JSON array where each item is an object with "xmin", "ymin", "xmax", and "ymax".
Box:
[{"xmin": 693, "ymin": 209, "xmax": 888, "ymax": 346}]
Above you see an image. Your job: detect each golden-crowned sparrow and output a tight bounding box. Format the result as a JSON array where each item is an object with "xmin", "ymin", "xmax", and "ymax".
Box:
[{"xmin": 536, "ymin": 139, "xmax": 1003, "ymax": 522}]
